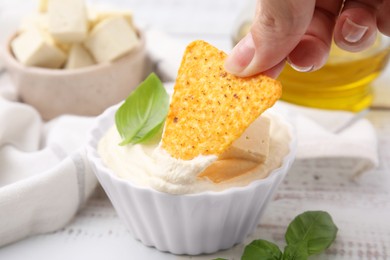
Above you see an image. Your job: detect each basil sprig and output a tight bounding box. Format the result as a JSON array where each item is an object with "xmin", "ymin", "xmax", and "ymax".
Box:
[
  {"xmin": 115, "ymin": 73, "xmax": 169, "ymax": 145},
  {"xmin": 216, "ymin": 211, "xmax": 338, "ymax": 260},
  {"xmin": 284, "ymin": 211, "xmax": 338, "ymax": 256}
]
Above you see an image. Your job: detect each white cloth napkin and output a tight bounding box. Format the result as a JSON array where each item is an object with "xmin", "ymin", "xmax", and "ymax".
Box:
[
  {"xmin": 0, "ymin": 88, "xmax": 98, "ymax": 247},
  {"xmin": 272, "ymin": 102, "xmax": 378, "ymax": 176}
]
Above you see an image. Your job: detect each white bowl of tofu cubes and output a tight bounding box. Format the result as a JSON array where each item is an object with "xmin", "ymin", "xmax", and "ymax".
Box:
[{"xmin": 3, "ymin": 0, "xmax": 147, "ymax": 120}]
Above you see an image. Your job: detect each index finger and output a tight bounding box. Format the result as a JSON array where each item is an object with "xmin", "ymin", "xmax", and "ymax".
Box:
[{"xmin": 225, "ymin": 0, "xmax": 315, "ymax": 77}]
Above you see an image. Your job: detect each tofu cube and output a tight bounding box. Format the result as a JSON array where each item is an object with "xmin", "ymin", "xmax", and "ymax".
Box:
[
  {"xmin": 84, "ymin": 16, "xmax": 138, "ymax": 63},
  {"xmin": 20, "ymin": 13, "xmax": 49, "ymax": 32},
  {"xmin": 11, "ymin": 29, "xmax": 66, "ymax": 69},
  {"xmin": 88, "ymin": 9, "xmax": 133, "ymax": 30},
  {"xmin": 198, "ymin": 159, "xmax": 258, "ymax": 183},
  {"xmin": 198, "ymin": 116, "xmax": 271, "ymax": 183},
  {"xmin": 65, "ymin": 44, "xmax": 95, "ymax": 69},
  {"xmin": 48, "ymin": 0, "xmax": 88, "ymax": 43},
  {"xmin": 55, "ymin": 41, "xmax": 72, "ymax": 54},
  {"xmin": 219, "ymin": 116, "xmax": 270, "ymax": 163}
]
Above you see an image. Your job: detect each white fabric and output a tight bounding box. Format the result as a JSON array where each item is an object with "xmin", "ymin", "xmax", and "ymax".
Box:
[
  {"xmin": 0, "ymin": 29, "xmax": 379, "ymax": 247},
  {"xmin": 0, "ymin": 93, "xmax": 98, "ymax": 247},
  {"xmin": 273, "ymin": 102, "xmax": 378, "ymax": 176}
]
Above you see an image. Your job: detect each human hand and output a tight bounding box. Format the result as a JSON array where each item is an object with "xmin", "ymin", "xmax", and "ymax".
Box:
[{"xmin": 224, "ymin": 0, "xmax": 390, "ymax": 78}]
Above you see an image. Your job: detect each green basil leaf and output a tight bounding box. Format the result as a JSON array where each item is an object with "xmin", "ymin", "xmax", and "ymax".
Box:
[
  {"xmin": 128, "ymin": 118, "xmax": 164, "ymax": 144},
  {"xmin": 285, "ymin": 211, "xmax": 338, "ymax": 256},
  {"xmin": 282, "ymin": 241, "xmax": 309, "ymax": 260},
  {"xmin": 242, "ymin": 239, "xmax": 283, "ymax": 260},
  {"xmin": 212, "ymin": 258, "xmax": 228, "ymax": 260},
  {"xmin": 115, "ymin": 73, "xmax": 169, "ymax": 145}
]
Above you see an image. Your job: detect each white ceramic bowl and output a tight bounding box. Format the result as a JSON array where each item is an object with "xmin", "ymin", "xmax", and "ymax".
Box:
[
  {"xmin": 86, "ymin": 104, "xmax": 296, "ymax": 255},
  {"xmin": 2, "ymin": 30, "xmax": 147, "ymax": 120}
]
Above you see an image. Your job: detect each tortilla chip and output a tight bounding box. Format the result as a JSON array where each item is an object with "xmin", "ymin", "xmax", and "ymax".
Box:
[{"xmin": 161, "ymin": 40, "xmax": 282, "ymax": 160}]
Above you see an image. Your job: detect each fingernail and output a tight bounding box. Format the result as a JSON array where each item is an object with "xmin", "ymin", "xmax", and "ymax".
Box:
[
  {"xmin": 287, "ymin": 58, "xmax": 314, "ymax": 72},
  {"xmin": 225, "ymin": 33, "xmax": 255, "ymax": 74},
  {"xmin": 342, "ymin": 18, "xmax": 368, "ymax": 43}
]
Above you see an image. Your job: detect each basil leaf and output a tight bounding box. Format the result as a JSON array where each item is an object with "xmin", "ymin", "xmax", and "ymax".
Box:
[
  {"xmin": 115, "ymin": 73, "xmax": 169, "ymax": 145},
  {"xmin": 128, "ymin": 119, "xmax": 164, "ymax": 144},
  {"xmin": 242, "ymin": 239, "xmax": 283, "ymax": 260},
  {"xmin": 282, "ymin": 241, "xmax": 308, "ymax": 260},
  {"xmin": 285, "ymin": 211, "xmax": 338, "ymax": 256}
]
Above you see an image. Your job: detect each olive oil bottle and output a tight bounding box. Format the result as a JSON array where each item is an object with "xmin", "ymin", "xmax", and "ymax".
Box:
[{"xmin": 278, "ymin": 36, "xmax": 390, "ymax": 111}]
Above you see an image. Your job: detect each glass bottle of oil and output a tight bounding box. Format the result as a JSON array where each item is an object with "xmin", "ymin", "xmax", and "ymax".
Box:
[{"xmin": 278, "ymin": 36, "xmax": 390, "ymax": 112}]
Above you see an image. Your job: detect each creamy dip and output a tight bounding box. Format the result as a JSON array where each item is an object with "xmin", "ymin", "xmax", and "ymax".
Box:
[{"xmin": 98, "ymin": 113, "xmax": 291, "ymax": 194}]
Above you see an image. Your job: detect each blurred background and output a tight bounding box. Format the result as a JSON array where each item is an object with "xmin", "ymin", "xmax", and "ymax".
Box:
[
  {"xmin": 2, "ymin": 0, "xmax": 389, "ymax": 111},
  {"xmin": 0, "ymin": 0, "xmax": 247, "ymax": 52}
]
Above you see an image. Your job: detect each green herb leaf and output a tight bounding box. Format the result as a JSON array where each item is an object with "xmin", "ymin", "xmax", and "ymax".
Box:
[
  {"xmin": 242, "ymin": 239, "xmax": 283, "ymax": 260},
  {"xmin": 115, "ymin": 73, "xmax": 169, "ymax": 145},
  {"xmin": 214, "ymin": 211, "xmax": 338, "ymax": 260},
  {"xmin": 285, "ymin": 211, "xmax": 338, "ymax": 256},
  {"xmin": 282, "ymin": 242, "xmax": 308, "ymax": 260}
]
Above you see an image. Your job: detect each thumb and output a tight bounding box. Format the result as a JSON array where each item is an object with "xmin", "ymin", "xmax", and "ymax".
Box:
[{"xmin": 225, "ymin": 0, "xmax": 315, "ymax": 77}]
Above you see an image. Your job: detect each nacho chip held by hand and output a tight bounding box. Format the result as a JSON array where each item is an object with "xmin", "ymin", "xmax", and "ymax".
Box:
[{"xmin": 161, "ymin": 40, "xmax": 282, "ymax": 160}]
